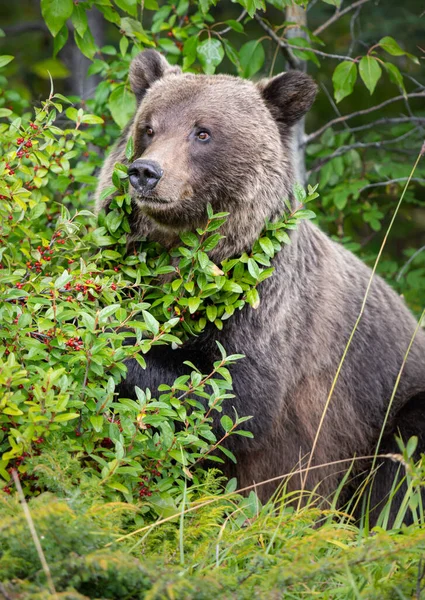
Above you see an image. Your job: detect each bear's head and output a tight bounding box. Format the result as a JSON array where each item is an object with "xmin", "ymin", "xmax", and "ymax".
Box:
[{"xmin": 97, "ymin": 50, "xmax": 317, "ymax": 258}]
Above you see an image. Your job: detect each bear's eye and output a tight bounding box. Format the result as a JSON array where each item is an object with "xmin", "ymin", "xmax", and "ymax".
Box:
[
  {"xmin": 146, "ymin": 126, "xmax": 154, "ymax": 137},
  {"xmin": 196, "ymin": 130, "xmax": 210, "ymax": 142}
]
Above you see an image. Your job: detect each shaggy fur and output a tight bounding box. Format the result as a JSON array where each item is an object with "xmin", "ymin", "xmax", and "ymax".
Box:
[{"xmin": 96, "ymin": 50, "xmax": 425, "ymax": 524}]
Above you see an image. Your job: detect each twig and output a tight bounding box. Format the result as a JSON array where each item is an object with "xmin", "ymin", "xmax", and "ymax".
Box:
[
  {"xmin": 347, "ymin": 4, "xmax": 362, "ymax": 57},
  {"xmin": 216, "ymin": 9, "xmax": 247, "ymax": 35},
  {"xmin": 306, "ymin": 92, "xmax": 425, "ymax": 143},
  {"xmin": 341, "ymin": 116, "xmax": 425, "ymax": 135},
  {"xmin": 313, "ymin": 0, "xmax": 370, "ymax": 36},
  {"xmin": 320, "ymin": 82, "xmax": 352, "ymax": 133},
  {"xmin": 11, "ymin": 470, "xmax": 57, "ymax": 598},
  {"xmin": 360, "ymin": 177, "xmax": 425, "ymax": 194},
  {"xmin": 253, "ymin": 14, "xmax": 300, "ymax": 70},
  {"xmin": 309, "ymin": 129, "xmax": 418, "ymax": 173},
  {"xmin": 0, "ymin": 583, "xmax": 12, "ymax": 600},
  {"xmin": 396, "ymin": 245, "xmax": 425, "ymax": 281}
]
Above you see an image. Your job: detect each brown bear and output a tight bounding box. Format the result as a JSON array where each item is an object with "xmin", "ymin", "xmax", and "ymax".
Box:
[{"xmin": 96, "ymin": 50, "xmax": 425, "ymax": 524}]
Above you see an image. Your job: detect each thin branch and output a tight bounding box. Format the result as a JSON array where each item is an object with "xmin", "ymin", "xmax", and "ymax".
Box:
[
  {"xmin": 319, "ymin": 82, "xmax": 352, "ymax": 132},
  {"xmin": 0, "ymin": 584, "xmax": 12, "ymax": 600},
  {"xmin": 397, "ymin": 245, "xmax": 425, "ymax": 281},
  {"xmin": 286, "ymin": 42, "xmax": 357, "ymax": 62},
  {"xmin": 216, "ymin": 9, "xmax": 247, "ymax": 35},
  {"xmin": 360, "ymin": 177, "xmax": 425, "ymax": 194},
  {"xmin": 253, "ymin": 14, "xmax": 300, "ymax": 69},
  {"xmin": 12, "ymin": 470, "xmax": 58, "ymax": 598},
  {"xmin": 306, "ymin": 92, "xmax": 425, "ymax": 143},
  {"xmin": 309, "ymin": 129, "xmax": 419, "ymax": 172},
  {"xmin": 313, "ymin": 0, "xmax": 370, "ymax": 36},
  {"xmin": 347, "ymin": 4, "xmax": 362, "ymax": 57},
  {"xmin": 342, "ymin": 116, "xmax": 425, "ymax": 135}
]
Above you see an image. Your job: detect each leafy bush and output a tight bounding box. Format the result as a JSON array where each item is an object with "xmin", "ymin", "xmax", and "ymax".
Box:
[{"xmin": 0, "ymin": 79, "xmax": 320, "ymax": 512}]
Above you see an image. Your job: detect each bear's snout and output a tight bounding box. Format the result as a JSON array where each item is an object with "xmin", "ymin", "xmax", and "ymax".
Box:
[{"xmin": 128, "ymin": 159, "xmax": 163, "ymax": 193}]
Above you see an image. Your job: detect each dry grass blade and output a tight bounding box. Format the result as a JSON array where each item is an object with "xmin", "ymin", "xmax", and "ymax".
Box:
[{"xmin": 11, "ymin": 470, "xmax": 57, "ymax": 599}]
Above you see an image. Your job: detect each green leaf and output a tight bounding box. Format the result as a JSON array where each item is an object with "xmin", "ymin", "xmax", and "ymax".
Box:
[
  {"xmin": 115, "ymin": 0, "xmax": 138, "ymax": 17},
  {"xmin": 54, "ymin": 412, "xmax": 80, "ymax": 422},
  {"xmin": 246, "ymin": 287, "xmax": 260, "ymax": 309},
  {"xmin": 54, "ymin": 269, "xmax": 73, "ymax": 289},
  {"xmin": 197, "ymin": 39, "xmax": 224, "ymax": 75},
  {"xmin": 53, "ymin": 26, "xmax": 69, "ymax": 58},
  {"xmin": 41, "ymin": 0, "xmax": 73, "ymax": 37},
  {"xmin": 220, "ymin": 415, "xmax": 233, "ymax": 432},
  {"xmin": 187, "ymin": 297, "xmax": 201, "ymax": 314},
  {"xmin": 225, "ymin": 19, "xmax": 244, "ymax": 33},
  {"xmin": 206, "ymin": 305, "xmax": 217, "ymax": 322},
  {"xmin": 71, "ymin": 3, "xmax": 88, "ymax": 37},
  {"xmin": 0, "ymin": 108, "xmax": 12, "ymax": 118},
  {"xmin": 81, "ymin": 114, "xmax": 104, "ymax": 124},
  {"xmin": 239, "ymin": 40, "xmax": 265, "ymax": 78},
  {"xmin": 98, "ymin": 304, "xmax": 121, "ymax": 324},
  {"xmin": 74, "ymin": 28, "xmax": 97, "ymax": 60},
  {"xmin": 379, "ymin": 36, "xmax": 406, "ymax": 57},
  {"xmin": 106, "ymin": 481, "xmax": 130, "ymax": 494},
  {"xmin": 295, "ymin": 209, "xmax": 316, "ymax": 220},
  {"xmin": 108, "ymin": 84, "xmax": 137, "ymax": 129},
  {"xmin": 247, "ymin": 258, "xmax": 260, "ymax": 280},
  {"xmin": 125, "ymin": 136, "xmax": 134, "ymax": 161},
  {"xmin": 143, "ymin": 310, "xmax": 160, "ymax": 335},
  {"xmin": 384, "ymin": 62, "xmax": 406, "ymax": 95},
  {"xmin": 90, "ymin": 415, "xmax": 104, "ymax": 432},
  {"xmin": 359, "ymin": 56, "xmax": 382, "ymax": 95},
  {"xmin": 259, "ymin": 237, "xmax": 274, "ymax": 257},
  {"xmin": 332, "ymin": 61, "xmax": 357, "ymax": 103},
  {"xmin": 0, "ymin": 55, "xmax": 14, "ymax": 68}
]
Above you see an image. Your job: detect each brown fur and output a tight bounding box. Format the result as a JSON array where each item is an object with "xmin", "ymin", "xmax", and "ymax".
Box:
[{"xmin": 96, "ymin": 51, "xmax": 425, "ymax": 524}]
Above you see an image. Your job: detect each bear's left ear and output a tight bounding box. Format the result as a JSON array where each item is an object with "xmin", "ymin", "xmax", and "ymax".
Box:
[
  {"xmin": 258, "ymin": 71, "xmax": 317, "ymax": 127},
  {"xmin": 130, "ymin": 50, "xmax": 182, "ymax": 104}
]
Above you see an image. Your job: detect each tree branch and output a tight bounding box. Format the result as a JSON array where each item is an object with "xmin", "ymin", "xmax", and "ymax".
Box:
[
  {"xmin": 254, "ymin": 15, "xmax": 358, "ymax": 64},
  {"xmin": 343, "ymin": 116, "xmax": 425, "ymax": 134},
  {"xmin": 253, "ymin": 14, "xmax": 301, "ymax": 69},
  {"xmin": 359, "ymin": 177, "xmax": 425, "ymax": 193},
  {"xmin": 216, "ymin": 9, "xmax": 247, "ymax": 35},
  {"xmin": 308, "ymin": 129, "xmax": 419, "ymax": 172},
  {"xmin": 306, "ymin": 92, "xmax": 425, "ymax": 143},
  {"xmin": 313, "ymin": 0, "xmax": 370, "ymax": 36}
]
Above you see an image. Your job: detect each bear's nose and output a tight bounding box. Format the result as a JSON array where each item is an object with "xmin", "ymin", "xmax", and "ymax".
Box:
[{"xmin": 128, "ymin": 160, "xmax": 163, "ymax": 192}]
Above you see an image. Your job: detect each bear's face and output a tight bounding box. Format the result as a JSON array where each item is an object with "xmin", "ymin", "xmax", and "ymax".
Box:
[{"xmin": 125, "ymin": 50, "xmax": 317, "ymax": 235}]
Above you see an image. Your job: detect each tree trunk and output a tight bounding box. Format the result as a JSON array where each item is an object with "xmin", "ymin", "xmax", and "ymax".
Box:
[{"xmin": 285, "ymin": 5, "xmax": 308, "ymax": 186}]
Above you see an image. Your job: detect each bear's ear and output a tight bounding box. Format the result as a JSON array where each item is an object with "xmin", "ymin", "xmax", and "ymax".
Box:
[
  {"xmin": 130, "ymin": 50, "xmax": 182, "ymax": 104},
  {"xmin": 258, "ymin": 71, "xmax": 317, "ymax": 126}
]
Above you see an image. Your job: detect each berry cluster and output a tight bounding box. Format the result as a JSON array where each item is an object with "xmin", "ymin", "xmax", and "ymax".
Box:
[
  {"xmin": 65, "ymin": 337, "xmax": 84, "ymax": 351},
  {"xmin": 138, "ymin": 476, "xmax": 153, "ymax": 497}
]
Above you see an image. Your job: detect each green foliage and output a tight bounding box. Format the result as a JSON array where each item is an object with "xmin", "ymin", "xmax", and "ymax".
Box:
[{"xmin": 0, "ymin": 78, "xmax": 317, "ymax": 513}]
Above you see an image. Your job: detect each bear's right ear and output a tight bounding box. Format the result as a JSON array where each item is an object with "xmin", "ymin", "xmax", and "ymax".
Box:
[
  {"xmin": 130, "ymin": 50, "xmax": 182, "ymax": 104},
  {"xmin": 258, "ymin": 71, "xmax": 317, "ymax": 127}
]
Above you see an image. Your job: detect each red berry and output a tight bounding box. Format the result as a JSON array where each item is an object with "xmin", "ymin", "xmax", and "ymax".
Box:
[
  {"xmin": 16, "ymin": 137, "xmax": 24, "ymax": 145},
  {"xmin": 111, "ymin": 284, "xmax": 117, "ymax": 291},
  {"xmin": 25, "ymin": 140, "xmax": 32, "ymax": 148}
]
